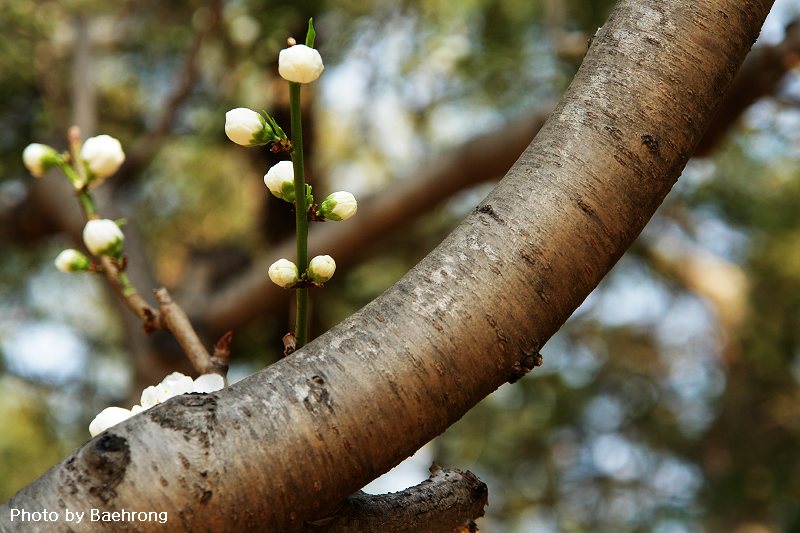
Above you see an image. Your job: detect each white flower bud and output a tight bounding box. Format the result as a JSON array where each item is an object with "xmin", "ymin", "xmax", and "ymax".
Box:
[
  {"xmin": 308, "ymin": 255, "xmax": 336, "ymax": 283},
  {"xmin": 140, "ymin": 372, "xmax": 194, "ymax": 409},
  {"xmin": 54, "ymin": 249, "xmax": 91, "ymax": 273},
  {"xmin": 263, "ymin": 160, "xmax": 296, "ymax": 202},
  {"xmin": 161, "ymin": 372, "xmax": 195, "ymax": 395},
  {"xmin": 83, "ymin": 219, "xmax": 124, "ymax": 258},
  {"xmin": 22, "ymin": 143, "xmax": 59, "ymax": 177},
  {"xmin": 268, "ymin": 258, "xmax": 299, "ymax": 288},
  {"xmin": 193, "ymin": 373, "xmax": 225, "ymax": 393},
  {"xmin": 89, "ymin": 406, "xmax": 134, "ymax": 437},
  {"xmin": 139, "ymin": 385, "xmax": 168, "ymax": 409},
  {"xmin": 318, "ymin": 191, "xmax": 357, "ymax": 221},
  {"xmin": 278, "ymin": 44, "xmax": 324, "ymax": 84},
  {"xmin": 81, "ymin": 135, "xmax": 125, "ymax": 184},
  {"xmin": 225, "ymin": 108, "xmax": 271, "ymax": 146}
]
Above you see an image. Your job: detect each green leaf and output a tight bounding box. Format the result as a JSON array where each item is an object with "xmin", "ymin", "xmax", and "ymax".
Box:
[
  {"xmin": 305, "ymin": 183, "xmax": 314, "ymax": 206},
  {"xmin": 305, "ymin": 18, "xmax": 316, "ymax": 48}
]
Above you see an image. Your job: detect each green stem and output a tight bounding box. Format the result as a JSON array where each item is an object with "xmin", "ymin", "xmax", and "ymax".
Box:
[
  {"xmin": 77, "ymin": 190, "xmax": 97, "ymax": 218},
  {"xmin": 117, "ymin": 271, "xmax": 136, "ymax": 297},
  {"xmin": 289, "ymin": 82, "xmax": 309, "ymax": 347}
]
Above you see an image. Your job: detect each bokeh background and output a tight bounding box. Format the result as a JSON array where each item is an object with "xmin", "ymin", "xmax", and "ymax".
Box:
[{"xmin": 2, "ymin": 0, "xmax": 800, "ymax": 531}]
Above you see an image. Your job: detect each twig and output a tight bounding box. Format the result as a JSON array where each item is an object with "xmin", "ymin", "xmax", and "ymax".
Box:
[
  {"xmin": 154, "ymin": 288, "xmax": 226, "ymax": 376},
  {"xmin": 98, "ymin": 256, "xmax": 160, "ymax": 331}
]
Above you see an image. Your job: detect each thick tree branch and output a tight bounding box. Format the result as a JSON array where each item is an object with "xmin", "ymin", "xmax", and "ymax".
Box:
[
  {"xmin": 305, "ymin": 465, "xmax": 487, "ymax": 533},
  {"xmin": 695, "ymin": 18, "xmax": 800, "ymax": 155},
  {"xmin": 1, "ymin": 1, "xmax": 774, "ymax": 531}
]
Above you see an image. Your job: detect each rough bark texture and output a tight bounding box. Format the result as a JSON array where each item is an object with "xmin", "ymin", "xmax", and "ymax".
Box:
[
  {"xmin": 305, "ymin": 466, "xmax": 487, "ymax": 532},
  {"xmin": 1, "ymin": 1, "xmax": 773, "ymax": 532}
]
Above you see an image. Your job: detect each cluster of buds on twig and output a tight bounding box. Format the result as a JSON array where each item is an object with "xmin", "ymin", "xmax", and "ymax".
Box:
[
  {"xmin": 22, "ymin": 134, "xmax": 128, "ymax": 272},
  {"xmin": 225, "ymin": 19, "xmax": 356, "ymax": 347}
]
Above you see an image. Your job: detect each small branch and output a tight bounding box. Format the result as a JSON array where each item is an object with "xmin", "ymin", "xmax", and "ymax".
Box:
[
  {"xmin": 154, "ymin": 288, "xmax": 226, "ymax": 376},
  {"xmin": 98, "ymin": 255, "xmax": 160, "ymax": 330},
  {"xmin": 305, "ymin": 465, "xmax": 488, "ymax": 533},
  {"xmin": 211, "ymin": 330, "xmax": 233, "ymax": 374}
]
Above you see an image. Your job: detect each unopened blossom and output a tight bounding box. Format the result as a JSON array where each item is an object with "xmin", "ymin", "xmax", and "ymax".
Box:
[
  {"xmin": 140, "ymin": 372, "xmax": 194, "ymax": 409},
  {"xmin": 278, "ymin": 44, "xmax": 324, "ymax": 84},
  {"xmin": 83, "ymin": 219, "xmax": 124, "ymax": 258},
  {"xmin": 318, "ymin": 191, "xmax": 357, "ymax": 221},
  {"xmin": 307, "ymin": 255, "xmax": 336, "ymax": 283},
  {"xmin": 81, "ymin": 135, "xmax": 125, "ymax": 184},
  {"xmin": 268, "ymin": 258, "xmax": 299, "ymax": 288},
  {"xmin": 193, "ymin": 373, "xmax": 225, "ymax": 393},
  {"xmin": 225, "ymin": 108, "xmax": 274, "ymax": 147},
  {"xmin": 89, "ymin": 406, "xmax": 134, "ymax": 437},
  {"xmin": 22, "ymin": 143, "xmax": 59, "ymax": 177},
  {"xmin": 54, "ymin": 249, "xmax": 91, "ymax": 273},
  {"xmin": 264, "ymin": 161, "xmax": 296, "ymax": 202}
]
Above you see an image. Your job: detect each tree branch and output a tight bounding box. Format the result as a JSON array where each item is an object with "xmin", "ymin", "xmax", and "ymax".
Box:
[
  {"xmin": 1, "ymin": 1, "xmax": 774, "ymax": 530},
  {"xmin": 154, "ymin": 288, "xmax": 229, "ymax": 376},
  {"xmin": 305, "ymin": 465, "xmax": 487, "ymax": 533}
]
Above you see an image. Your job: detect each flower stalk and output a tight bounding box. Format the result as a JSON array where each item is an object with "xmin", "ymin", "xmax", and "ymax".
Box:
[{"xmin": 289, "ymin": 81, "xmax": 310, "ymax": 347}]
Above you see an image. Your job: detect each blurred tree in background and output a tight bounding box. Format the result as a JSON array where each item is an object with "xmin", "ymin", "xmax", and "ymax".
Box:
[{"xmin": 1, "ymin": 0, "xmax": 800, "ymax": 531}]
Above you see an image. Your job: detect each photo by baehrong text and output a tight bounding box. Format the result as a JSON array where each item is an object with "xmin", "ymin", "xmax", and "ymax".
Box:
[{"xmin": 9, "ymin": 508, "xmax": 168, "ymax": 525}]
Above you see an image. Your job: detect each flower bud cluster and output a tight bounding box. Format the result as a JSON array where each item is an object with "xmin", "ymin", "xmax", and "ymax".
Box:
[
  {"xmin": 23, "ymin": 134, "xmax": 125, "ymax": 189},
  {"xmin": 268, "ymin": 255, "xmax": 337, "ymax": 288},
  {"xmin": 89, "ymin": 372, "xmax": 225, "ymax": 437}
]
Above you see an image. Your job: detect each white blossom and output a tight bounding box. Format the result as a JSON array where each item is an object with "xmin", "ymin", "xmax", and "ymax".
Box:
[
  {"xmin": 318, "ymin": 191, "xmax": 357, "ymax": 221},
  {"xmin": 268, "ymin": 258, "xmax": 299, "ymax": 288},
  {"xmin": 89, "ymin": 406, "xmax": 134, "ymax": 437},
  {"xmin": 81, "ymin": 135, "xmax": 125, "ymax": 184},
  {"xmin": 308, "ymin": 255, "xmax": 336, "ymax": 283},
  {"xmin": 278, "ymin": 44, "xmax": 324, "ymax": 84},
  {"xmin": 90, "ymin": 372, "xmax": 227, "ymax": 435},
  {"xmin": 54, "ymin": 249, "xmax": 90, "ymax": 273},
  {"xmin": 22, "ymin": 143, "xmax": 59, "ymax": 177},
  {"xmin": 140, "ymin": 372, "xmax": 194, "ymax": 409},
  {"xmin": 82, "ymin": 219, "xmax": 124, "ymax": 258},
  {"xmin": 225, "ymin": 108, "xmax": 268, "ymax": 146},
  {"xmin": 264, "ymin": 161, "xmax": 296, "ymax": 202},
  {"xmin": 193, "ymin": 374, "xmax": 225, "ymax": 393}
]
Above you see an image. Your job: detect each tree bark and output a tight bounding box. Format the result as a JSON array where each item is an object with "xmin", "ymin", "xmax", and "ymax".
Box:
[
  {"xmin": 1, "ymin": 1, "xmax": 773, "ymax": 531},
  {"xmin": 305, "ymin": 465, "xmax": 487, "ymax": 532}
]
